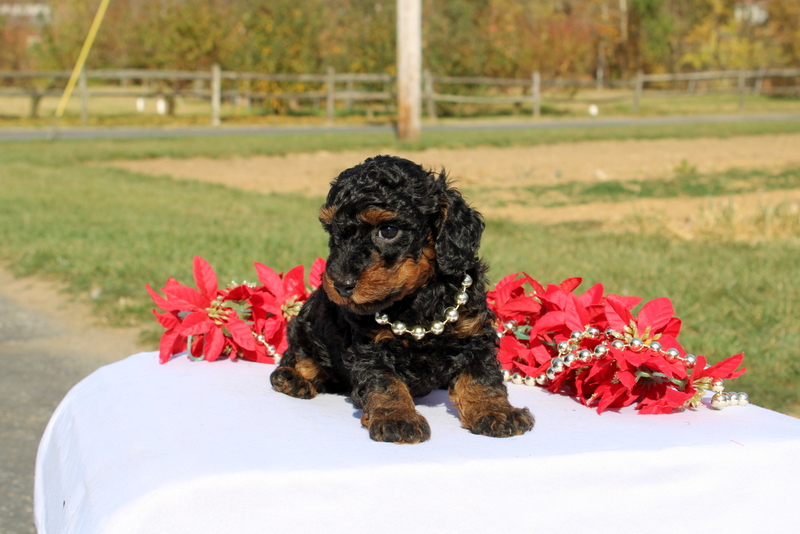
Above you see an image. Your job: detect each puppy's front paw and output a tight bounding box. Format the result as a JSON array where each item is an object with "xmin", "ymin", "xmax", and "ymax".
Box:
[
  {"xmin": 469, "ymin": 406, "xmax": 534, "ymax": 438},
  {"xmin": 270, "ymin": 366, "xmax": 318, "ymax": 399},
  {"xmin": 363, "ymin": 411, "xmax": 431, "ymax": 444}
]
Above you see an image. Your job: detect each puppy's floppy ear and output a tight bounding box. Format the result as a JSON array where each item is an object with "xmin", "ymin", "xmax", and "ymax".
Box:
[{"xmin": 434, "ymin": 180, "xmax": 484, "ymax": 276}]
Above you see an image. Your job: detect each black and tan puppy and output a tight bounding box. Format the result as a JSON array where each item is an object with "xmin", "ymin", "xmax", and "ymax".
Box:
[{"xmin": 270, "ymin": 155, "xmax": 534, "ymax": 443}]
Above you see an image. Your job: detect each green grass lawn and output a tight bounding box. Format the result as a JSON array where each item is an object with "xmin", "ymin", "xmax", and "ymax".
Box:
[{"xmin": 1, "ymin": 119, "xmax": 798, "ymax": 414}]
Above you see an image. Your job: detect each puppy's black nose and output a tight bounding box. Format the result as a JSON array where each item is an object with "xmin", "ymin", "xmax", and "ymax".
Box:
[{"xmin": 334, "ymin": 278, "xmax": 357, "ymax": 297}]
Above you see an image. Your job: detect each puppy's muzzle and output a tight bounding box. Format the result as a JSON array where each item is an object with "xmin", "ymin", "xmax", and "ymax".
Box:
[{"xmin": 333, "ymin": 278, "xmax": 357, "ymax": 298}]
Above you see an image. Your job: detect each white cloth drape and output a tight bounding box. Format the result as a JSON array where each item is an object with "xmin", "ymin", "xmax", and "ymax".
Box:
[{"xmin": 35, "ymin": 352, "xmax": 800, "ymax": 533}]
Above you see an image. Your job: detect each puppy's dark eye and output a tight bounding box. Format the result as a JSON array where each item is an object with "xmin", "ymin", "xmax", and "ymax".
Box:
[{"xmin": 378, "ymin": 226, "xmax": 399, "ymax": 240}]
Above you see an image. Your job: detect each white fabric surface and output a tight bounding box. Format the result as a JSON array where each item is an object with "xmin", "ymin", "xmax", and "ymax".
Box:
[{"xmin": 35, "ymin": 351, "xmax": 800, "ymax": 534}]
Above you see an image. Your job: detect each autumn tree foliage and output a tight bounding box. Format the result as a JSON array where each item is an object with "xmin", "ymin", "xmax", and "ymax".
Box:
[{"xmin": 2, "ymin": 0, "xmax": 797, "ymax": 78}]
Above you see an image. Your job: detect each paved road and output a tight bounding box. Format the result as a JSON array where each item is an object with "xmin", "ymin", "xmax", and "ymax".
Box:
[
  {"xmin": 0, "ymin": 272, "xmax": 139, "ymax": 533},
  {"xmin": 1, "ymin": 113, "xmax": 799, "ymax": 142}
]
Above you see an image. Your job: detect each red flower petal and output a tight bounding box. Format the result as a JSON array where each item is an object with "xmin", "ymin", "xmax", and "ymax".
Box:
[
  {"xmin": 179, "ymin": 311, "xmax": 214, "ymax": 335},
  {"xmin": 309, "ymin": 258, "xmax": 326, "ymax": 289},
  {"xmin": 147, "ymin": 284, "xmax": 183, "ymax": 312},
  {"xmin": 193, "ymin": 256, "xmax": 219, "ymax": 300},
  {"xmin": 203, "ymin": 327, "xmax": 225, "ymax": 362},
  {"xmin": 227, "ymin": 316, "xmax": 257, "ymax": 351},
  {"xmin": 283, "ymin": 265, "xmax": 306, "ymax": 301},
  {"xmin": 158, "ymin": 329, "xmax": 184, "ymax": 363},
  {"xmin": 662, "ymin": 317, "xmax": 682, "ymax": 337},
  {"xmin": 703, "ymin": 353, "xmax": 747, "ymax": 380},
  {"xmin": 152, "ymin": 309, "xmax": 180, "ymax": 329},
  {"xmin": 162, "ymin": 280, "xmax": 208, "ymax": 310},
  {"xmin": 637, "ymin": 388, "xmax": 694, "ymax": 414},
  {"xmin": 254, "ymin": 263, "xmax": 285, "ymax": 300},
  {"xmin": 578, "ymin": 283, "xmax": 604, "ymax": 307},
  {"xmin": 558, "ymin": 277, "xmax": 582, "ymax": 293},
  {"xmin": 636, "ymin": 297, "xmax": 675, "ymax": 333}
]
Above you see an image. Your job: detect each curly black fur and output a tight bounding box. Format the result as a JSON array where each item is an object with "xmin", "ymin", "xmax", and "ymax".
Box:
[{"xmin": 270, "ymin": 155, "xmax": 534, "ymax": 444}]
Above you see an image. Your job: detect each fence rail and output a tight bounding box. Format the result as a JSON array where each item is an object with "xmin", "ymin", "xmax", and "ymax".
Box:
[{"xmin": 1, "ymin": 66, "xmax": 798, "ymax": 124}]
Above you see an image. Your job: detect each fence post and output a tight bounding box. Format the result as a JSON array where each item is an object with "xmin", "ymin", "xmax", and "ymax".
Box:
[
  {"xmin": 633, "ymin": 69, "xmax": 643, "ymax": 114},
  {"xmin": 532, "ymin": 71, "xmax": 541, "ymax": 118},
  {"xmin": 326, "ymin": 66, "xmax": 335, "ymax": 124},
  {"xmin": 211, "ymin": 63, "xmax": 221, "ymax": 126},
  {"xmin": 424, "ymin": 69, "xmax": 437, "ymax": 120},
  {"xmin": 738, "ymin": 69, "xmax": 746, "ymax": 111},
  {"xmin": 754, "ymin": 67, "xmax": 766, "ymax": 95},
  {"xmin": 79, "ymin": 68, "xmax": 89, "ymax": 124}
]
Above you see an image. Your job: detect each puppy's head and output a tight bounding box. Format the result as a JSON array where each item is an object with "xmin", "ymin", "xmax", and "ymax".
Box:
[{"xmin": 319, "ymin": 155, "xmax": 484, "ymax": 315}]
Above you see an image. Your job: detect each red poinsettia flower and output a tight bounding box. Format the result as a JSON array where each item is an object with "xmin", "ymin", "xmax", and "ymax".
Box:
[
  {"xmin": 148, "ymin": 256, "xmax": 256, "ymax": 363},
  {"xmin": 493, "ymin": 272, "xmax": 747, "ymax": 415},
  {"xmin": 246, "ymin": 258, "xmax": 326, "ymax": 358},
  {"xmin": 487, "ymin": 272, "xmax": 545, "ymax": 328}
]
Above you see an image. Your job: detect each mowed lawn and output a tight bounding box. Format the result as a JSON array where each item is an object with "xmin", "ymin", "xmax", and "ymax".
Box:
[{"xmin": 1, "ymin": 119, "xmax": 798, "ymax": 414}]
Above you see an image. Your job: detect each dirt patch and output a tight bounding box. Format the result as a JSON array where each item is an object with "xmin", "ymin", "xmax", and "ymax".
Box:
[
  {"xmin": 0, "ymin": 266, "xmax": 141, "ymax": 365},
  {"xmin": 104, "ymin": 133, "xmax": 800, "ymax": 235},
  {"xmin": 104, "ymin": 134, "xmax": 800, "ymax": 193}
]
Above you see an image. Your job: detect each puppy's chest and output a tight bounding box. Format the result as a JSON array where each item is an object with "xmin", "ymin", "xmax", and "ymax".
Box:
[{"xmin": 367, "ymin": 333, "xmax": 467, "ymax": 375}]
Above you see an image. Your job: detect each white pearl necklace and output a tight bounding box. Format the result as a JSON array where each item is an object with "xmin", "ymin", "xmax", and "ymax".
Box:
[
  {"xmin": 374, "ymin": 274, "xmax": 473, "ymax": 340},
  {"xmin": 500, "ymin": 324, "xmax": 749, "ymax": 410}
]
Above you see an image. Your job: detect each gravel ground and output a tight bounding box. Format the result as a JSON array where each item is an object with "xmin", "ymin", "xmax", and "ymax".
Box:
[{"xmin": 0, "ymin": 268, "xmax": 139, "ymax": 533}]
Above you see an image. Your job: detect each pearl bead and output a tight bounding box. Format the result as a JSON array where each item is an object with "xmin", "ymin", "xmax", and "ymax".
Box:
[
  {"xmin": 455, "ymin": 291, "xmax": 468, "ymax": 305},
  {"xmin": 711, "ymin": 393, "xmax": 727, "ymax": 410},
  {"xmin": 587, "ymin": 327, "xmax": 601, "ymax": 338},
  {"xmin": 411, "ymin": 326, "xmax": 426, "ymax": 340},
  {"xmin": 511, "ymin": 373, "xmax": 523, "ymax": 385},
  {"xmin": 684, "ymin": 354, "xmax": 697, "ymax": 368},
  {"xmin": 578, "ymin": 349, "xmax": 592, "ymax": 362},
  {"xmin": 666, "ymin": 348, "xmax": 681, "ymax": 359},
  {"xmin": 738, "ymin": 392, "xmax": 749, "ymax": 406},
  {"xmin": 375, "ymin": 313, "xmax": 390, "ymax": 325},
  {"xmin": 570, "ymin": 330, "xmax": 583, "ymax": 340},
  {"xmin": 605, "ymin": 328, "xmax": 619, "ymax": 337},
  {"xmin": 545, "ymin": 367, "xmax": 557, "ymax": 380},
  {"xmin": 712, "ymin": 380, "xmax": 724, "ymax": 393},
  {"xmin": 611, "ymin": 339, "xmax": 625, "ymax": 350},
  {"xmin": 256, "ymin": 334, "xmax": 266, "ymax": 343},
  {"xmin": 563, "ymin": 353, "xmax": 576, "ymax": 366},
  {"xmin": 431, "ymin": 321, "xmax": 445, "ymax": 335},
  {"xmin": 649, "ymin": 341, "xmax": 662, "ymax": 352},
  {"xmin": 445, "ymin": 308, "xmax": 459, "ymax": 322},
  {"xmin": 502, "ymin": 369, "xmax": 511, "ymax": 381},
  {"xmin": 524, "ymin": 375, "xmax": 537, "ymax": 387},
  {"xmin": 728, "ymin": 393, "xmax": 740, "ymax": 406},
  {"xmin": 593, "ymin": 344, "xmax": 609, "ymax": 357},
  {"xmin": 462, "ymin": 274, "xmax": 473, "ymax": 288},
  {"xmin": 551, "ymin": 358, "xmax": 565, "ymax": 372},
  {"xmin": 266, "ymin": 345, "xmax": 276, "ymax": 355},
  {"xmin": 630, "ymin": 338, "xmax": 643, "ymax": 351},
  {"xmin": 535, "ymin": 373, "xmax": 548, "ymax": 385},
  {"xmin": 557, "ymin": 341, "xmax": 570, "ymax": 353},
  {"xmin": 391, "ymin": 322, "xmax": 407, "ymax": 335}
]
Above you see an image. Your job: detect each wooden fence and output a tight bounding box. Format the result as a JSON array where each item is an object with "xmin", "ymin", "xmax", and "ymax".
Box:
[{"xmin": 1, "ymin": 66, "xmax": 799, "ymax": 124}]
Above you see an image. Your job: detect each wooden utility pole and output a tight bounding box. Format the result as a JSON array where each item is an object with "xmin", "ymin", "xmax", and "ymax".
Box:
[{"xmin": 397, "ymin": 0, "xmax": 421, "ymax": 142}]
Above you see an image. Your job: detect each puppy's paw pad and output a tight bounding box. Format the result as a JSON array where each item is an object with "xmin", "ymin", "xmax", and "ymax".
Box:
[
  {"xmin": 367, "ymin": 413, "xmax": 431, "ymax": 444},
  {"xmin": 470, "ymin": 407, "xmax": 534, "ymax": 438},
  {"xmin": 270, "ymin": 367, "xmax": 317, "ymax": 399}
]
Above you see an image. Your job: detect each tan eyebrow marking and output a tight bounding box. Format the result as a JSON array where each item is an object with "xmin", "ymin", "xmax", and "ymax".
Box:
[
  {"xmin": 359, "ymin": 208, "xmax": 396, "ymax": 226},
  {"xmin": 318, "ymin": 205, "xmax": 336, "ymax": 225}
]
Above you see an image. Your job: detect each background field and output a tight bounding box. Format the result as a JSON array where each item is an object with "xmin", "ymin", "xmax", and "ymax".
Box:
[
  {"xmin": 4, "ymin": 87, "xmax": 800, "ymax": 128},
  {"xmin": 1, "ymin": 119, "xmax": 799, "ymax": 415}
]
